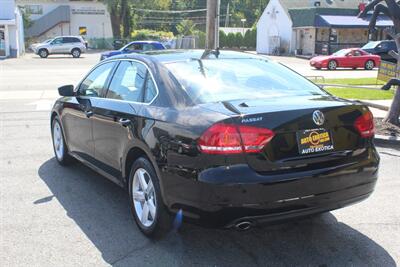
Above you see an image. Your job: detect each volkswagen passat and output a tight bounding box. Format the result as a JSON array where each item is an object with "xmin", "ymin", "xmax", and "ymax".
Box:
[{"xmin": 51, "ymin": 50, "xmax": 379, "ymax": 237}]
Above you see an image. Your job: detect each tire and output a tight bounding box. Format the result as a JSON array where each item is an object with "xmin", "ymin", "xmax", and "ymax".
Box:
[
  {"xmin": 365, "ymin": 60, "xmax": 375, "ymax": 70},
  {"xmin": 38, "ymin": 49, "xmax": 49, "ymax": 58},
  {"xmin": 128, "ymin": 157, "xmax": 172, "ymax": 238},
  {"xmin": 51, "ymin": 117, "xmax": 73, "ymax": 165},
  {"xmin": 328, "ymin": 60, "xmax": 337, "ymax": 70},
  {"xmin": 71, "ymin": 48, "xmax": 81, "ymax": 58}
]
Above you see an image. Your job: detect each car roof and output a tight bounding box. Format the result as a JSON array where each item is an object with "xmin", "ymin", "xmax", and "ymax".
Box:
[
  {"xmin": 127, "ymin": 40, "xmax": 162, "ymax": 44},
  {"xmin": 108, "ymin": 49, "xmax": 264, "ymax": 64}
]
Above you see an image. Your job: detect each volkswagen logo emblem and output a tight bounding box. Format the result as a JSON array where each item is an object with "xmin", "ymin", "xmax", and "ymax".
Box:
[{"xmin": 312, "ymin": 110, "xmax": 325, "ymax": 126}]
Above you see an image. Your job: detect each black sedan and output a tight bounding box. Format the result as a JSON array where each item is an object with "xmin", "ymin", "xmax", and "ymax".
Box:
[{"xmin": 51, "ymin": 50, "xmax": 379, "ymax": 238}]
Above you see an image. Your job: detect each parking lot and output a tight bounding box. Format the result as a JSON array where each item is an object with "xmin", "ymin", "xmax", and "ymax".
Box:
[{"xmin": 0, "ymin": 52, "xmax": 399, "ymax": 266}]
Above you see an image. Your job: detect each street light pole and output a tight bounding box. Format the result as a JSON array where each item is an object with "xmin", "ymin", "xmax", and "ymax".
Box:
[{"xmin": 241, "ymin": 18, "xmax": 247, "ymax": 35}]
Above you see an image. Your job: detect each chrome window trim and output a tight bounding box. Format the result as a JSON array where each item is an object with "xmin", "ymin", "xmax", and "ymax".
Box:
[{"xmin": 77, "ymin": 58, "xmax": 159, "ymax": 106}]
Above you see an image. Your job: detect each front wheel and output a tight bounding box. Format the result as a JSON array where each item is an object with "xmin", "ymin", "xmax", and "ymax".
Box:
[
  {"xmin": 38, "ymin": 49, "xmax": 49, "ymax": 58},
  {"xmin": 51, "ymin": 117, "xmax": 73, "ymax": 165},
  {"xmin": 328, "ymin": 60, "xmax": 337, "ymax": 70},
  {"xmin": 365, "ymin": 60, "xmax": 375, "ymax": 70},
  {"xmin": 129, "ymin": 157, "xmax": 172, "ymax": 238},
  {"xmin": 71, "ymin": 48, "xmax": 81, "ymax": 58}
]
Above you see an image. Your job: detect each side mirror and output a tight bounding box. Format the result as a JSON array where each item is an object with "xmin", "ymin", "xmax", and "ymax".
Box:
[
  {"xmin": 58, "ymin": 85, "xmax": 75, "ymax": 96},
  {"xmin": 346, "ymin": 54, "xmax": 352, "ymax": 57}
]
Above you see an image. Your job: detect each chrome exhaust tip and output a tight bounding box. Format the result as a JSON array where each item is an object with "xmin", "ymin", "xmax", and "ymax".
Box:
[{"xmin": 235, "ymin": 221, "xmax": 252, "ymax": 231}]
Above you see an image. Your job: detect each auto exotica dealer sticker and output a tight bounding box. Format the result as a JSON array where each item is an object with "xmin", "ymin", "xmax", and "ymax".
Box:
[{"xmin": 296, "ymin": 128, "xmax": 334, "ymax": 155}]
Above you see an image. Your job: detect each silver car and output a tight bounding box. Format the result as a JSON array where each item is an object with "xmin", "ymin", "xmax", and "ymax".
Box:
[{"xmin": 31, "ymin": 36, "xmax": 87, "ymax": 58}]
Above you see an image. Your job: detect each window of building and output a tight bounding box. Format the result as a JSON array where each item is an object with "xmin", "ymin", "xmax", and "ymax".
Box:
[
  {"xmin": 25, "ymin": 5, "xmax": 43, "ymax": 15},
  {"xmin": 79, "ymin": 27, "xmax": 87, "ymax": 36}
]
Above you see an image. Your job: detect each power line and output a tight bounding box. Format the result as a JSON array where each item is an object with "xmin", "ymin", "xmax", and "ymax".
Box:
[{"xmin": 132, "ymin": 8, "xmax": 207, "ymax": 14}]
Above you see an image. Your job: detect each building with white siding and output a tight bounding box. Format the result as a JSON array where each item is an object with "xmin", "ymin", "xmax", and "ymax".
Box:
[
  {"xmin": 0, "ymin": 0, "xmax": 24, "ymax": 58},
  {"xmin": 257, "ymin": 0, "xmax": 393, "ymax": 56},
  {"xmin": 17, "ymin": 0, "xmax": 113, "ymax": 42}
]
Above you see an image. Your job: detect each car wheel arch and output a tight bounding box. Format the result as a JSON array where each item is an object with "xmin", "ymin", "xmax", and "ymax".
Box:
[{"xmin": 123, "ymin": 146, "xmax": 162, "ymax": 187}]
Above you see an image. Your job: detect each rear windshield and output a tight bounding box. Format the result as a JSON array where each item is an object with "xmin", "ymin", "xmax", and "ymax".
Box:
[
  {"xmin": 362, "ymin": 41, "xmax": 379, "ymax": 49},
  {"xmin": 165, "ymin": 58, "xmax": 325, "ymax": 104}
]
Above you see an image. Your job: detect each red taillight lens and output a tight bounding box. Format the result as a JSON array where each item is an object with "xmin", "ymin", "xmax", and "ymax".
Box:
[
  {"xmin": 354, "ymin": 111, "xmax": 374, "ymax": 138},
  {"xmin": 198, "ymin": 123, "xmax": 275, "ymax": 154}
]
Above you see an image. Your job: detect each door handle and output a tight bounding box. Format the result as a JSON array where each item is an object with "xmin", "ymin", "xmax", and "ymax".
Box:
[
  {"xmin": 119, "ymin": 118, "xmax": 131, "ymax": 127},
  {"xmin": 85, "ymin": 110, "xmax": 94, "ymax": 118}
]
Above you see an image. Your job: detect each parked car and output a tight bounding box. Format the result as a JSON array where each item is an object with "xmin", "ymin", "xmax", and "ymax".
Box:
[
  {"xmin": 310, "ymin": 48, "xmax": 381, "ymax": 70},
  {"xmin": 362, "ymin": 40, "xmax": 397, "ymax": 63},
  {"xmin": 31, "ymin": 36, "xmax": 87, "ymax": 58},
  {"xmin": 51, "ymin": 50, "xmax": 379, "ymax": 238},
  {"xmin": 100, "ymin": 41, "xmax": 166, "ymax": 60}
]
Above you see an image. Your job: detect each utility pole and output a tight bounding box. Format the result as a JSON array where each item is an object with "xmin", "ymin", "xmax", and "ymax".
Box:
[{"xmin": 206, "ymin": 0, "xmax": 218, "ymax": 49}]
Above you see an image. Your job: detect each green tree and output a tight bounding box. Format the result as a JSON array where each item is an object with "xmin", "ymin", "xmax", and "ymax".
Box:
[{"xmin": 176, "ymin": 19, "xmax": 196, "ymax": 36}]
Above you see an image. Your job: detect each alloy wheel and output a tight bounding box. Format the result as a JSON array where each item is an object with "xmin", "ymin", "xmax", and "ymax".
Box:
[
  {"xmin": 365, "ymin": 60, "xmax": 374, "ymax": 70},
  {"xmin": 72, "ymin": 50, "xmax": 80, "ymax": 58},
  {"xmin": 40, "ymin": 50, "xmax": 48, "ymax": 58},
  {"xmin": 53, "ymin": 120, "xmax": 64, "ymax": 161},
  {"xmin": 132, "ymin": 168, "xmax": 157, "ymax": 228},
  {"xmin": 328, "ymin": 61, "xmax": 337, "ymax": 70}
]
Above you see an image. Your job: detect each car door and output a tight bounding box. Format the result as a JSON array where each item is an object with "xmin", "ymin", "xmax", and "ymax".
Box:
[
  {"xmin": 92, "ymin": 59, "xmax": 156, "ymax": 180},
  {"xmin": 61, "ymin": 37, "xmax": 74, "ymax": 53},
  {"xmin": 49, "ymin": 37, "xmax": 64, "ymax": 53},
  {"xmin": 61, "ymin": 61, "xmax": 116, "ymax": 163},
  {"xmin": 351, "ymin": 50, "xmax": 364, "ymax": 68}
]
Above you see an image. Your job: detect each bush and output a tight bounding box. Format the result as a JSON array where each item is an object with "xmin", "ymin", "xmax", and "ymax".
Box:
[
  {"xmin": 226, "ymin": 32, "xmax": 236, "ymax": 48},
  {"xmin": 131, "ymin": 29, "xmax": 174, "ymax": 41},
  {"xmin": 234, "ymin": 32, "xmax": 243, "ymax": 48},
  {"xmin": 219, "ymin": 30, "xmax": 227, "ymax": 48}
]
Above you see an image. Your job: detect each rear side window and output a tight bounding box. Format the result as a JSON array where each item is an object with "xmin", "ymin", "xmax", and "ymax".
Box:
[
  {"xmin": 107, "ymin": 61, "xmax": 147, "ymax": 102},
  {"xmin": 79, "ymin": 62, "xmax": 115, "ymax": 97},
  {"xmin": 144, "ymin": 75, "xmax": 157, "ymax": 103}
]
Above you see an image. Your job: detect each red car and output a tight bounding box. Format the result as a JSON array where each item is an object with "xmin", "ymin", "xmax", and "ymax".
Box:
[{"xmin": 310, "ymin": 48, "xmax": 381, "ymax": 70}]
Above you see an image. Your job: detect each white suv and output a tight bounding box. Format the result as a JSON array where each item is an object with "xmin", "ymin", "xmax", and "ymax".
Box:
[{"xmin": 32, "ymin": 36, "xmax": 87, "ymax": 58}]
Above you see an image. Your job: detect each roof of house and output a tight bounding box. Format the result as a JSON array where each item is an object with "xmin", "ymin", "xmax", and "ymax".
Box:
[
  {"xmin": 279, "ymin": 0, "xmax": 362, "ymax": 14},
  {"xmin": 316, "ymin": 14, "xmax": 393, "ymax": 28},
  {"xmin": 289, "ymin": 7, "xmax": 359, "ymax": 27},
  {"xmin": 278, "ymin": 0, "xmax": 365, "ymax": 27}
]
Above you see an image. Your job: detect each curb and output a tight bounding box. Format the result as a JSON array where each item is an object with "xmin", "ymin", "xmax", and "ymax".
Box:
[
  {"xmin": 356, "ymin": 100, "xmax": 389, "ymax": 111},
  {"xmin": 374, "ymin": 134, "xmax": 400, "ymax": 146}
]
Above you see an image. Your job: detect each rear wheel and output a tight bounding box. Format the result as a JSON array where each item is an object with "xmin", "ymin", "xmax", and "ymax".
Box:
[
  {"xmin": 51, "ymin": 117, "xmax": 73, "ymax": 165},
  {"xmin": 328, "ymin": 60, "xmax": 337, "ymax": 70},
  {"xmin": 38, "ymin": 49, "xmax": 49, "ymax": 58},
  {"xmin": 71, "ymin": 48, "xmax": 81, "ymax": 58},
  {"xmin": 365, "ymin": 60, "xmax": 375, "ymax": 70},
  {"xmin": 128, "ymin": 157, "xmax": 172, "ymax": 238}
]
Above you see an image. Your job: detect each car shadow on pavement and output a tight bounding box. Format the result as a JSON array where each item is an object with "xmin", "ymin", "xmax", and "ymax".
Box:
[{"xmin": 38, "ymin": 158, "xmax": 396, "ymax": 267}]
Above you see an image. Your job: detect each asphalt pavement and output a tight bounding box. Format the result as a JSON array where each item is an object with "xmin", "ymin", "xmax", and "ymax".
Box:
[{"xmin": 0, "ymin": 52, "xmax": 398, "ymax": 267}]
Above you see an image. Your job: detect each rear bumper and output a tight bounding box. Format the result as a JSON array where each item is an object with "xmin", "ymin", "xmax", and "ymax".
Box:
[{"xmin": 163, "ymin": 147, "xmax": 379, "ymax": 228}]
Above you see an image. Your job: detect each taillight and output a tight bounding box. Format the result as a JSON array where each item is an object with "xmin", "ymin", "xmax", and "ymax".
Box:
[
  {"xmin": 198, "ymin": 123, "xmax": 275, "ymax": 154},
  {"xmin": 354, "ymin": 111, "xmax": 374, "ymax": 138}
]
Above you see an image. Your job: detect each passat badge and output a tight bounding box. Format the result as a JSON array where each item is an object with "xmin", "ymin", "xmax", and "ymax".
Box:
[{"xmin": 312, "ymin": 110, "xmax": 325, "ymax": 126}]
